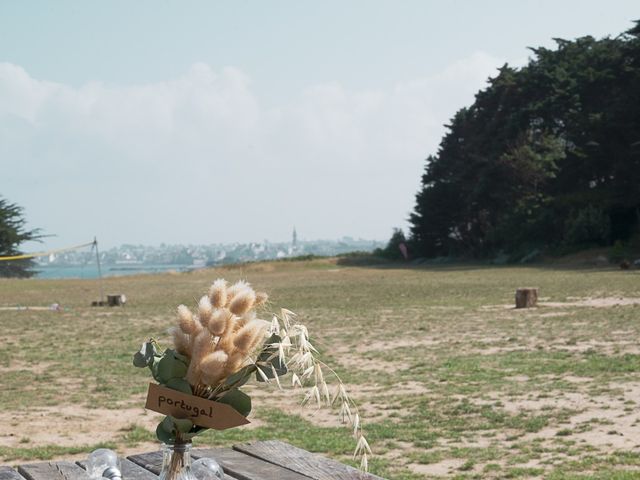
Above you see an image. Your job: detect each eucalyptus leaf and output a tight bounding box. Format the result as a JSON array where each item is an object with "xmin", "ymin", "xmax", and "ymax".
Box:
[
  {"xmin": 132, "ymin": 351, "xmax": 147, "ymax": 368},
  {"xmin": 156, "ymin": 423, "xmax": 175, "ymax": 443},
  {"xmin": 156, "ymin": 350, "xmax": 188, "ymax": 383},
  {"xmin": 160, "ymin": 415, "xmax": 174, "ymax": 433},
  {"xmin": 159, "ymin": 415, "xmax": 193, "ymax": 436},
  {"xmin": 172, "ymin": 417, "xmax": 193, "ymax": 433},
  {"xmin": 150, "ymin": 356, "xmax": 163, "ymax": 383},
  {"xmin": 173, "ymin": 351, "xmax": 188, "ymax": 364},
  {"xmin": 132, "ymin": 341, "xmax": 156, "ymax": 368},
  {"xmin": 224, "ymin": 364, "xmax": 256, "ymax": 389},
  {"xmin": 217, "ymin": 388, "xmax": 252, "ymax": 417},
  {"xmin": 166, "ymin": 378, "xmax": 192, "ymax": 395}
]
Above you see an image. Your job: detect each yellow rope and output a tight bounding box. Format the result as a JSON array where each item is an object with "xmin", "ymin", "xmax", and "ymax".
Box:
[{"xmin": 0, "ymin": 241, "xmax": 95, "ymax": 262}]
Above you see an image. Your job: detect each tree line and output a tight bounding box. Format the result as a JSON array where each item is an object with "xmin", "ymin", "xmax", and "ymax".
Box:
[{"xmin": 408, "ymin": 21, "xmax": 640, "ymax": 260}]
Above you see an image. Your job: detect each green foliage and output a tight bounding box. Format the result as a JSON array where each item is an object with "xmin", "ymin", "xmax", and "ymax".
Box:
[
  {"xmin": 217, "ymin": 388, "xmax": 252, "ymax": 417},
  {"xmin": 132, "ymin": 341, "xmax": 158, "ymax": 368},
  {"xmin": 166, "ymin": 378, "xmax": 192, "ymax": 395},
  {"xmin": 224, "ymin": 364, "xmax": 257, "ymax": 389},
  {"xmin": 609, "ymin": 240, "xmax": 631, "ymax": 263},
  {"xmin": 132, "ymin": 335, "xmax": 286, "ymax": 443},
  {"xmin": 409, "ymin": 22, "xmax": 640, "ymax": 258},
  {"xmin": 0, "ymin": 197, "xmax": 43, "ymax": 277},
  {"xmin": 563, "ymin": 205, "xmax": 611, "ymax": 246},
  {"xmin": 156, "ymin": 350, "xmax": 188, "ymax": 383},
  {"xmin": 375, "ymin": 228, "xmax": 408, "ymax": 260},
  {"xmin": 335, "ymin": 251, "xmax": 391, "ymax": 266}
]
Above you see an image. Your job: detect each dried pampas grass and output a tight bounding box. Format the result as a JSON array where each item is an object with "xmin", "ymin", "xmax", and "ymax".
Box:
[
  {"xmin": 170, "ymin": 279, "xmax": 269, "ymax": 392},
  {"xmin": 208, "ymin": 278, "xmax": 228, "ymax": 308},
  {"xmin": 164, "ymin": 279, "xmax": 371, "ymax": 472}
]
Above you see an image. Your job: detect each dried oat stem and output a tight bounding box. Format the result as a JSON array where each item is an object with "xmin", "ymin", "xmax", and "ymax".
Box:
[{"xmin": 269, "ymin": 309, "xmax": 372, "ymax": 471}]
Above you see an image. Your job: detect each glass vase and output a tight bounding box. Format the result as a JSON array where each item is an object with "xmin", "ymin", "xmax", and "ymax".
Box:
[{"xmin": 158, "ymin": 442, "xmax": 197, "ymax": 480}]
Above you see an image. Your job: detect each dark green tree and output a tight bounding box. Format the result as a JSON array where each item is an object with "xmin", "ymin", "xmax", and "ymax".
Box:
[
  {"xmin": 0, "ymin": 197, "xmax": 42, "ymax": 278},
  {"xmin": 410, "ymin": 21, "xmax": 640, "ymax": 258},
  {"xmin": 377, "ymin": 228, "xmax": 408, "ymax": 260}
]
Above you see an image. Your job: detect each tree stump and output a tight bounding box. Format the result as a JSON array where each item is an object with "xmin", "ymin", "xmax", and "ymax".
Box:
[
  {"xmin": 515, "ymin": 288, "xmax": 538, "ymax": 308},
  {"xmin": 107, "ymin": 294, "xmax": 125, "ymax": 307}
]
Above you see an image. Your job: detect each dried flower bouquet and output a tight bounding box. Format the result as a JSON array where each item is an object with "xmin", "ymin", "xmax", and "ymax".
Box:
[{"xmin": 133, "ymin": 279, "xmax": 371, "ymax": 478}]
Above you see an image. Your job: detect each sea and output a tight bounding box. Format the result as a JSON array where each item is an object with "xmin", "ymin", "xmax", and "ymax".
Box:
[{"xmin": 35, "ymin": 264, "xmax": 196, "ymax": 279}]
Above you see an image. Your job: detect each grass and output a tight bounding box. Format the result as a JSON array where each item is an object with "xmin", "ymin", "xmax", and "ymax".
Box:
[
  {"xmin": 0, "ymin": 443, "xmax": 118, "ymax": 462},
  {"xmin": 0, "ymin": 259, "xmax": 639, "ymax": 478}
]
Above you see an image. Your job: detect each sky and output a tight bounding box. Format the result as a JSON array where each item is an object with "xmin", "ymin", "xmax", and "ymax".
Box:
[{"xmin": 0, "ymin": 1, "xmax": 637, "ymax": 250}]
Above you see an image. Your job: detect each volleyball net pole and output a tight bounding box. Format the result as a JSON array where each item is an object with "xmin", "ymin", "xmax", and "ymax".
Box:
[
  {"xmin": 92, "ymin": 237, "xmax": 105, "ymax": 304},
  {"xmin": 0, "ymin": 238, "xmax": 106, "ymax": 303}
]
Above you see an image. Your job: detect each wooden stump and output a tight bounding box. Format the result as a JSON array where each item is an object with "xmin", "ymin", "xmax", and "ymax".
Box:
[
  {"xmin": 515, "ymin": 288, "xmax": 538, "ymax": 308},
  {"xmin": 107, "ymin": 294, "xmax": 125, "ymax": 307}
]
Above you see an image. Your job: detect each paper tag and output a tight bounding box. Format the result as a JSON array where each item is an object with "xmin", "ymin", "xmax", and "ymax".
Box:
[{"xmin": 145, "ymin": 383, "xmax": 250, "ymax": 430}]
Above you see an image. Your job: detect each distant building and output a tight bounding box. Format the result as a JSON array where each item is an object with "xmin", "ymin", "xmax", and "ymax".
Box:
[{"xmin": 288, "ymin": 227, "xmax": 300, "ymax": 256}]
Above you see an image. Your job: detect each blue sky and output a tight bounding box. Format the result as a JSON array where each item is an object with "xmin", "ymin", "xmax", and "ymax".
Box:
[{"xmin": 1, "ymin": 1, "xmax": 637, "ymax": 249}]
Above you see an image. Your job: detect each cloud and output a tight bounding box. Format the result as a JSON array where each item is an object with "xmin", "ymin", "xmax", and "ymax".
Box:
[{"xmin": 0, "ymin": 53, "xmax": 503, "ymax": 247}]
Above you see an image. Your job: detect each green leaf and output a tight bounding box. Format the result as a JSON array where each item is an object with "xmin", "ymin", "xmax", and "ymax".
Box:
[
  {"xmin": 150, "ymin": 356, "xmax": 163, "ymax": 383},
  {"xmin": 173, "ymin": 351, "xmax": 189, "ymax": 364},
  {"xmin": 172, "ymin": 417, "xmax": 193, "ymax": 433},
  {"xmin": 160, "ymin": 415, "xmax": 174, "ymax": 433},
  {"xmin": 132, "ymin": 352, "xmax": 146, "ymax": 368},
  {"xmin": 156, "ymin": 349, "xmax": 189, "ymax": 383},
  {"xmin": 133, "ymin": 341, "xmax": 157, "ymax": 368},
  {"xmin": 160, "ymin": 415, "xmax": 193, "ymax": 436},
  {"xmin": 166, "ymin": 378, "xmax": 192, "ymax": 395},
  {"xmin": 224, "ymin": 364, "xmax": 256, "ymax": 389},
  {"xmin": 156, "ymin": 422, "xmax": 175, "ymax": 443},
  {"xmin": 217, "ymin": 388, "xmax": 252, "ymax": 417}
]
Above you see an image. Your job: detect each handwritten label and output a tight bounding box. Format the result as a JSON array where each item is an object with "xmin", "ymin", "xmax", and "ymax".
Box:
[{"xmin": 145, "ymin": 383, "xmax": 250, "ymax": 430}]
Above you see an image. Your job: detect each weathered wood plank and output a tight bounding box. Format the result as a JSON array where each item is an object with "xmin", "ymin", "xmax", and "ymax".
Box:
[
  {"xmin": 78, "ymin": 457, "xmax": 159, "ymax": 479},
  {"xmin": 0, "ymin": 466, "xmax": 26, "ymax": 480},
  {"xmin": 234, "ymin": 440, "xmax": 386, "ymax": 480},
  {"xmin": 128, "ymin": 450, "xmax": 238, "ymax": 480},
  {"xmin": 18, "ymin": 461, "xmax": 91, "ymax": 480},
  {"xmin": 190, "ymin": 452, "xmax": 240, "ymax": 480},
  {"xmin": 193, "ymin": 447, "xmax": 311, "ymax": 480},
  {"xmin": 127, "ymin": 451, "xmax": 164, "ymax": 475}
]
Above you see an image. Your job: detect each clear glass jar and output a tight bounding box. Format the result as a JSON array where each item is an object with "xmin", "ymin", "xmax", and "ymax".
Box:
[{"xmin": 159, "ymin": 442, "xmax": 197, "ymax": 480}]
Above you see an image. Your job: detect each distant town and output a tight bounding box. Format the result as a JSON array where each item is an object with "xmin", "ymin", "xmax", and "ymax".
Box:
[{"xmin": 34, "ymin": 230, "xmax": 384, "ymax": 274}]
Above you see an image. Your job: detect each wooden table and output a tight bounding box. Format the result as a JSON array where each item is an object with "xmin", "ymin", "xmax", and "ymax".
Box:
[{"xmin": 0, "ymin": 440, "xmax": 385, "ymax": 480}]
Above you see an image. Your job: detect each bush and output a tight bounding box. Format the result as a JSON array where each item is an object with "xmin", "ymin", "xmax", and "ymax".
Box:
[
  {"xmin": 609, "ymin": 240, "xmax": 631, "ymax": 263},
  {"xmin": 378, "ymin": 228, "xmax": 408, "ymax": 260},
  {"xmin": 335, "ymin": 252, "xmax": 391, "ymax": 266},
  {"xmin": 563, "ymin": 205, "xmax": 610, "ymax": 246}
]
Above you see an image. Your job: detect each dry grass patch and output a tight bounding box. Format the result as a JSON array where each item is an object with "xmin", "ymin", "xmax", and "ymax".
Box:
[{"xmin": 1, "ymin": 261, "xmax": 639, "ymax": 479}]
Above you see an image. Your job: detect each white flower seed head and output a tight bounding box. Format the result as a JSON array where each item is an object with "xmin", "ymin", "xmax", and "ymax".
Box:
[
  {"xmin": 209, "ymin": 279, "xmax": 228, "ymax": 308},
  {"xmin": 198, "ymin": 295, "xmax": 213, "ymax": 327},
  {"xmin": 177, "ymin": 304, "xmax": 201, "ymax": 335},
  {"xmin": 229, "ymin": 288, "xmax": 256, "ymax": 316},
  {"xmin": 208, "ymin": 308, "xmax": 230, "ymax": 336}
]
